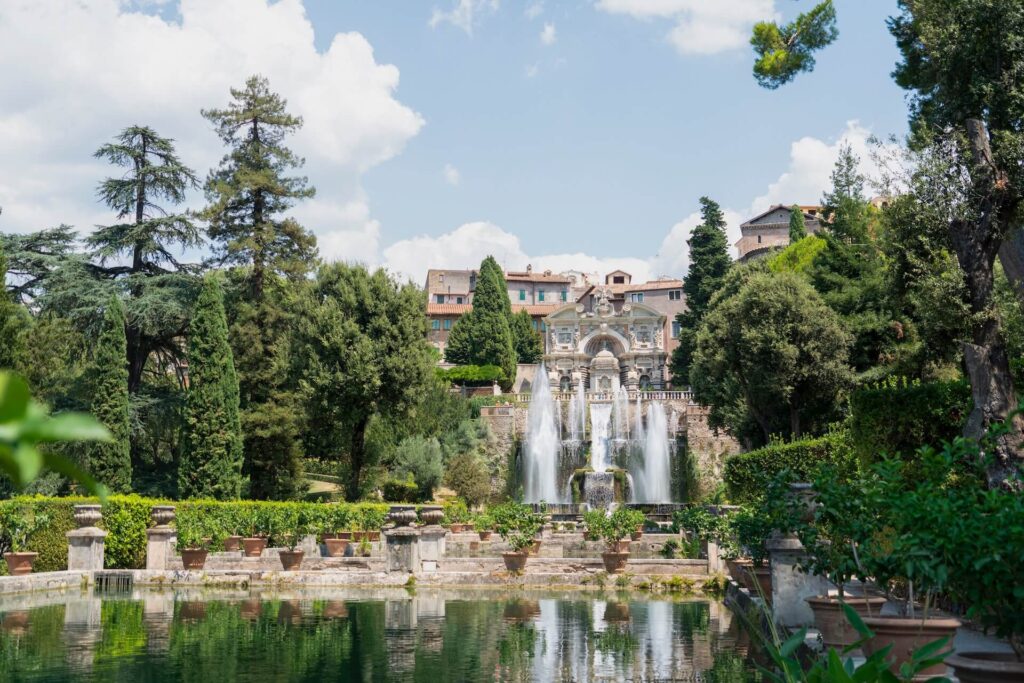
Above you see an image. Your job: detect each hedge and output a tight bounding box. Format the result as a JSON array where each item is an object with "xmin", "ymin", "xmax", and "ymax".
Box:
[
  {"xmin": 723, "ymin": 432, "xmax": 857, "ymax": 503},
  {"xmin": 436, "ymin": 364, "xmax": 507, "ymax": 385},
  {"xmin": 848, "ymin": 378, "xmax": 970, "ymax": 466},
  {"xmin": 0, "ymin": 496, "xmax": 390, "ymax": 573}
]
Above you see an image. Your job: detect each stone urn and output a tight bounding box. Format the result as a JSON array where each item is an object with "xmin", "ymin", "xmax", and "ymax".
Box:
[
  {"xmin": 419, "ymin": 505, "xmax": 444, "ymax": 526},
  {"xmin": 74, "ymin": 504, "xmax": 103, "ymax": 529},
  {"xmin": 389, "ymin": 505, "xmax": 418, "ymax": 527},
  {"xmin": 150, "ymin": 505, "xmax": 175, "ymax": 528}
]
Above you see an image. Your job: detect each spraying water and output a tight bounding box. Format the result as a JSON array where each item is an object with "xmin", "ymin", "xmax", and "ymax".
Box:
[
  {"xmin": 612, "ymin": 387, "xmax": 630, "ymax": 440},
  {"xmin": 635, "ymin": 402, "xmax": 671, "ymax": 502},
  {"xmin": 524, "ymin": 364, "xmax": 562, "ymax": 503},
  {"xmin": 589, "ymin": 403, "xmax": 613, "ymax": 472}
]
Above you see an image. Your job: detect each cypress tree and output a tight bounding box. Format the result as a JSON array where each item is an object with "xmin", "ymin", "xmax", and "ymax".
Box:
[
  {"xmin": 179, "ymin": 276, "xmax": 243, "ymax": 499},
  {"xmin": 0, "ymin": 239, "xmax": 29, "ymax": 371},
  {"xmin": 669, "ymin": 197, "xmax": 731, "ymax": 384},
  {"xmin": 444, "ymin": 255, "xmax": 517, "ymax": 385},
  {"xmin": 89, "ymin": 296, "xmax": 132, "ymax": 492},
  {"xmin": 788, "ymin": 204, "xmax": 807, "ymax": 242},
  {"xmin": 510, "ymin": 309, "xmax": 543, "ymax": 364}
]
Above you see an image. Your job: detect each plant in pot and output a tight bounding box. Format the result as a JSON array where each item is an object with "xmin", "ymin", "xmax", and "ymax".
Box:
[
  {"xmin": 583, "ymin": 509, "xmax": 606, "ymax": 542},
  {"xmin": 599, "ymin": 507, "xmax": 645, "ymax": 574},
  {"xmin": 475, "ymin": 512, "xmax": 495, "ymax": 541},
  {"xmin": 444, "ymin": 499, "xmax": 470, "ymax": 533},
  {"xmin": 492, "ymin": 502, "xmax": 543, "ymax": 573},
  {"xmin": 279, "ymin": 506, "xmax": 314, "ymax": 571},
  {"xmin": 242, "ymin": 504, "xmax": 271, "ymax": 558},
  {"xmin": 0, "ymin": 503, "xmax": 48, "ymax": 575},
  {"xmin": 731, "ymin": 505, "xmax": 773, "ymax": 602},
  {"xmin": 175, "ymin": 507, "xmax": 225, "ymax": 570},
  {"xmin": 220, "ymin": 506, "xmax": 244, "ymax": 552},
  {"xmin": 324, "ymin": 505, "xmax": 351, "ymax": 557}
]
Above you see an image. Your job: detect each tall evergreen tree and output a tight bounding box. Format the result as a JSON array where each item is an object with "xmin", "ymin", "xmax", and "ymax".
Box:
[
  {"xmin": 0, "ymin": 238, "xmax": 29, "ymax": 371},
  {"xmin": 788, "ymin": 204, "xmax": 807, "ymax": 242},
  {"xmin": 510, "ymin": 309, "xmax": 543, "ymax": 365},
  {"xmin": 88, "ymin": 296, "xmax": 132, "ymax": 492},
  {"xmin": 821, "ymin": 144, "xmax": 870, "ymax": 243},
  {"xmin": 444, "ymin": 255, "xmax": 517, "ymax": 385},
  {"xmin": 669, "ymin": 197, "xmax": 731, "ymax": 384},
  {"xmin": 90, "ymin": 126, "xmax": 202, "ymax": 392},
  {"xmin": 202, "ymin": 75, "xmax": 318, "ymax": 499},
  {"xmin": 179, "ymin": 275, "xmax": 243, "ymax": 500}
]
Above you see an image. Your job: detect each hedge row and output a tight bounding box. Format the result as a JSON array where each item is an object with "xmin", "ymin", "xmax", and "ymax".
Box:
[
  {"xmin": 436, "ymin": 364, "xmax": 507, "ymax": 385},
  {"xmin": 848, "ymin": 378, "xmax": 970, "ymax": 466},
  {"xmin": 723, "ymin": 432, "xmax": 857, "ymax": 503},
  {"xmin": 1, "ymin": 496, "xmax": 390, "ymax": 573}
]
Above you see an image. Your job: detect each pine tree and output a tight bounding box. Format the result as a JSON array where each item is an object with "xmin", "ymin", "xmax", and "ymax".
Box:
[
  {"xmin": 510, "ymin": 309, "xmax": 543, "ymax": 364},
  {"xmin": 90, "ymin": 126, "xmax": 201, "ymax": 393},
  {"xmin": 179, "ymin": 275, "xmax": 243, "ymax": 500},
  {"xmin": 89, "ymin": 296, "xmax": 132, "ymax": 492},
  {"xmin": 821, "ymin": 144, "xmax": 869, "ymax": 243},
  {"xmin": 788, "ymin": 204, "xmax": 807, "ymax": 242},
  {"xmin": 669, "ymin": 197, "xmax": 731, "ymax": 384},
  {"xmin": 202, "ymin": 75, "xmax": 317, "ymax": 499}
]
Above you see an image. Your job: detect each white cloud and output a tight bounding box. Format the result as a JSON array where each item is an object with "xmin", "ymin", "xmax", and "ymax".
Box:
[
  {"xmin": 428, "ymin": 0, "xmax": 499, "ymax": 35},
  {"xmin": 0, "ymin": 0, "xmax": 423, "ymax": 268},
  {"xmin": 525, "ymin": 62, "xmax": 541, "ymax": 78},
  {"xmin": 540, "ymin": 22, "xmax": 557, "ymax": 45},
  {"xmin": 596, "ymin": 0, "xmax": 776, "ymax": 55},
  {"xmin": 443, "ymin": 163, "xmax": 461, "ymax": 186},
  {"xmin": 525, "ymin": 2, "xmax": 544, "ymax": 20}
]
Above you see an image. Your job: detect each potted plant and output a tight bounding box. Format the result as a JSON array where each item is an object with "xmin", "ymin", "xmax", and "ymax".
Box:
[
  {"xmin": 218, "ymin": 505, "xmax": 243, "ymax": 552},
  {"xmin": 731, "ymin": 505, "xmax": 773, "ymax": 602},
  {"xmin": 242, "ymin": 505, "xmax": 270, "ymax": 558},
  {"xmin": 364, "ymin": 506, "xmax": 386, "ymax": 542},
  {"xmin": 0, "ymin": 504, "xmax": 48, "ymax": 575},
  {"xmin": 492, "ymin": 502, "xmax": 543, "ymax": 572},
  {"xmin": 583, "ymin": 509, "xmax": 605, "ymax": 542},
  {"xmin": 279, "ymin": 506, "xmax": 314, "ymax": 571},
  {"xmin": 475, "ymin": 512, "xmax": 495, "ymax": 541},
  {"xmin": 175, "ymin": 507, "xmax": 224, "ymax": 570},
  {"xmin": 599, "ymin": 507, "xmax": 645, "ymax": 574},
  {"xmin": 444, "ymin": 499, "xmax": 470, "ymax": 533},
  {"xmin": 324, "ymin": 505, "xmax": 350, "ymax": 557}
]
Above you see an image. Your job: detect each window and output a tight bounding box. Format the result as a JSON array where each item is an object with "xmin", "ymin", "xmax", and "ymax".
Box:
[
  {"xmin": 669, "ymin": 290, "xmax": 681, "ymax": 301},
  {"xmin": 443, "ymin": 319, "xmax": 452, "ymax": 330},
  {"xmin": 431, "ymin": 320, "xmax": 440, "ymax": 330},
  {"xmin": 532, "ymin": 320, "xmax": 538, "ymax": 330},
  {"xmin": 613, "ymin": 276, "xmax": 625, "ymax": 284},
  {"xmin": 757, "ymin": 235, "xmax": 762, "ymax": 244},
  {"xmin": 558, "ymin": 331, "xmax": 572, "ymax": 345},
  {"xmin": 630, "ymin": 292, "xmax": 644, "ymax": 303},
  {"xmin": 519, "ymin": 289, "xmax": 526, "ymax": 301},
  {"xmin": 435, "ymin": 294, "xmax": 445, "ymax": 304},
  {"xmin": 538, "ymin": 290, "xmax": 545, "ymax": 302},
  {"xmin": 456, "ymin": 296, "xmax": 463, "ymax": 304},
  {"xmin": 561, "ymin": 290, "xmax": 567, "ymax": 302},
  {"xmin": 671, "ymin": 320, "xmax": 680, "ymax": 338},
  {"xmin": 541, "ymin": 322, "xmax": 547, "ymax": 332}
]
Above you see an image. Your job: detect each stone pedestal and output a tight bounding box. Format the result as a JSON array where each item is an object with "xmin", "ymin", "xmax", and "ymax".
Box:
[
  {"xmin": 767, "ymin": 534, "xmax": 829, "ymax": 628},
  {"xmin": 66, "ymin": 505, "xmax": 106, "ymax": 571},
  {"xmin": 707, "ymin": 539, "xmax": 724, "ymax": 574},
  {"xmin": 385, "ymin": 527, "xmax": 420, "ymax": 573},
  {"xmin": 146, "ymin": 505, "xmax": 176, "ymax": 570},
  {"xmin": 418, "ymin": 526, "xmax": 446, "ymax": 572}
]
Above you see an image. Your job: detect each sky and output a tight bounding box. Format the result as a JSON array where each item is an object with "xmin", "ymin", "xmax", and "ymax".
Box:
[{"xmin": 0, "ymin": 0, "xmax": 909, "ymax": 284}]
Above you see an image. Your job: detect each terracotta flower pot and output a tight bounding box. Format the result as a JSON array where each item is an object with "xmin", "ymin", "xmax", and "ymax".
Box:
[
  {"xmin": 502, "ymin": 551, "xmax": 529, "ymax": 572},
  {"xmin": 529, "ymin": 539, "xmax": 542, "ymax": 556},
  {"xmin": 612, "ymin": 539, "xmax": 631, "ymax": 553},
  {"xmin": 279, "ymin": 549, "xmax": 304, "ymax": 571},
  {"xmin": 3, "ymin": 551, "xmax": 37, "ymax": 576},
  {"xmin": 478, "ymin": 530, "xmax": 493, "ymax": 541},
  {"xmin": 806, "ymin": 595, "xmax": 888, "ymax": 648},
  {"xmin": 180, "ymin": 548, "xmax": 208, "ymax": 570},
  {"xmin": 337, "ymin": 531, "xmax": 352, "ymax": 541},
  {"xmin": 368, "ymin": 531, "xmax": 381, "ymax": 542},
  {"xmin": 322, "ymin": 533, "xmax": 338, "ymax": 541},
  {"xmin": 450, "ymin": 523, "xmax": 466, "ymax": 533},
  {"xmin": 861, "ymin": 616, "xmax": 960, "ymax": 679},
  {"xmin": 324, "ymin": 538, "xmax": 349, "ymax": 557},
  {"xmin": 752, "ymin": 566, "xmax": 772, "ymax": 603},
  {"xmin": 947, "ymin": 651, "xmax": 1024, "ymax": 683},
  {"xmin": 223, "ymin": 536, "xmax": 243, "ymax": 552},
  {"xmin": 601, "ymin": 551, "xmax": 630, "ymax": 574},
  {"xmin": 631, "ymin": 528, "xmax": 643, "ymax": 541},
  {"xmin": 242, "ymin": 537, "xmax": 267, "ymax": 558},
  {"xmin": 503, "ymin": 599, "xmax": 540, "ymax": 621},
  {"xmin": 604, "ymin": 601, "xmax": 631, "ymax": 622}
]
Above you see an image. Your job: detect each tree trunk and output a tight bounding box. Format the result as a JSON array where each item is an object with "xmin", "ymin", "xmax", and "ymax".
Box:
[
  {"xmin": 949, "ymin": 119, "xmax": 1024, "ymax": 490},
  {"xmin": 346, "ymin": 415, "xmax": 370, "ymax": 501},
  {"xmin": 789, "ymin": 404, "xmax": 801, "ymax": 440},
  {"xmin": 998, "ymin": 227, "xmax": 1024, "ymax": 296},
  {"xmin": 126, "ymin": 140, "xmax": 147, "ymax": 393}
]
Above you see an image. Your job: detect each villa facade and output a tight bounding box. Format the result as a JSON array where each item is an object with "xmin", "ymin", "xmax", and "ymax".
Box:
[{"xmin": 735, "ymin": 204, "xmax": 824, "ymax": 261}]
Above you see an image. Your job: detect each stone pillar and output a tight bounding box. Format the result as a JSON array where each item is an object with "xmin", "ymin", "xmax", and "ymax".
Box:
[
  {"xmin": 418, "ymin": 505, "xmax": 445, "ymax": 572},
  {"xmin": 63, "ymin": 597, "xmax": 102, "ymax": 671},
  {"xmin": 146, "ymin": 505, "xmax": 176, "ymax": 571},
  {"xmin": 767, "ymin": 483, "xmax": 829, "ymax": 628},
  {"xmin": 385, "ymin": 505, "xmax": 420, "ymax": 574},
  {"xmin": 707, "ymin": 539, "xmax": 724, "ymax": 574},
  {"xmin": 66, "ymin": 505, "xmax": 107, "ymax": 571}
]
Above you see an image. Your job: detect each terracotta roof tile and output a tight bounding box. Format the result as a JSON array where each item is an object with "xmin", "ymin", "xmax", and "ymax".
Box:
[{"xmin": 426, "ymin": 303, "xmax": 472, "ymax": 315}]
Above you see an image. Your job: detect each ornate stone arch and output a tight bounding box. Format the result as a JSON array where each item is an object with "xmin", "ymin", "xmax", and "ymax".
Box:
[{"xmin": 578, "ymin": 328, "xmax": 630, "ymax": 356}]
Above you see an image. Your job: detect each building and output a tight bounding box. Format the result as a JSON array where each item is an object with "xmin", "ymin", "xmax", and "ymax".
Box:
[
  {"xmin": 425, "ymin": 267, "xmax": 687, "ymax": 386},
  {"xmin": 735, "ymin": 204, "xmax": 824, "ymax": 261}
]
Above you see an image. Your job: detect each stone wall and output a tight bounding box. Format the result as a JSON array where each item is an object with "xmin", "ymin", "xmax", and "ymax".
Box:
[{"xmin": 680, "ymin": 405, "xmax": 741, "ymax": 500}]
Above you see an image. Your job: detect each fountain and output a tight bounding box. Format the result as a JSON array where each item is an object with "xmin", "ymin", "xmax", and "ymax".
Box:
[
  {"xmin": 589, "ymin": 403, "xmax": 612, "ymax": 472},
  {"xmin": 524, "ymin": 364, "xmax": 562, "ymax": 503},
  {"xmin": 632, "ymin": 402, "xmax": 671, "ymax": 503}
]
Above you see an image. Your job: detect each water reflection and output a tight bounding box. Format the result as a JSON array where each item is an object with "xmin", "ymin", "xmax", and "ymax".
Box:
[{"xmin": 0, "ymin": 588, "xmax": 757, "ymax": 682}]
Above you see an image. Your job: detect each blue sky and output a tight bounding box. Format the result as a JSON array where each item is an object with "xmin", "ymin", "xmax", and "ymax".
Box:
[{"xmin": 0, "ymin": 0, "xmax": 908, "ymax": 282}]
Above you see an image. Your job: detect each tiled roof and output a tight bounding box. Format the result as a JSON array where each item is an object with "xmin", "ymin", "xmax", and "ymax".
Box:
[
  {"xmin": 512, "ymin": 304, "xmax": 562, "ymax": 315},
  {"xmin": 624, "ymin": 279, "xmax": 683, "ymax": 292},
  {"xmin": 426, "ymin": 302, "xmax": 562, "ymax": 316},
  {"xmin": 504, "ymin": 271, "xmax": 572, "ymax": 283}
]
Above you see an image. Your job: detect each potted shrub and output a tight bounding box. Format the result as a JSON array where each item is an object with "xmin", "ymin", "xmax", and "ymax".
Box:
[
  {"xmin": 0, "ymin": 503, "xmax": 48, "ymax": 575},
  {"xmin": 731, "ymin": 505, "xmax": 773, "ymax": 602},
  {"xmin": 176, "ymin": 507, "xmax": 225, "ymax": 570},
  {"xmin": 242, "ymin": 505, "xmax": 270, "ymax": 558},
  {"xmin": 444, "ymin": 499, "xmax": 470, "ymax": 533},
  {"xmin": 492, "ymin": 502, "xmax": 543, "ymax": 572},
  {"xmin": 475, "ymin": 513, "xmax": 495, "ymax": 541},
  {"xmin": 279, "ymin": 506, "xmax": 314, "ymax": 571},
  {"xmin": 324, "ymin": 505, "xmax": 351, "ymax": 557},
  {"xmin": 599, "ymin": 507, "xmax": 645, "ymax": 574},
  {"xmin": 582, "ymin": 509, "xmax": 605, "ymax": 542}
]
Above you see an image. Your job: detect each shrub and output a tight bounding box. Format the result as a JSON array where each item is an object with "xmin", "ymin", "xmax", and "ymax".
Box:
[
  {"xmin": 444, "ymin": 451, "xmax": 491, "ymax": 506},
  {"xmin": 393, "ymin": 436, "xmax": 443, "ymax": 501},
  {"xmin": 848, "ymin": 378, "xmax": 970, "ymax": 466},
  {"xmin": 381, "ymin": 476, "xmax": 418, "ymax": 503},
  {"xmin": 442, "ymin": 498, "xmax": 470, "ymax": 525},
  {"xmin": 723, "ymin": 431, "xmax": 857, "ymax": 503},
  {"xmin": 436, "ymin": 365, "xmax": 507, "ymax": 386},
  {"xmin": 490, "ymin": 502, "xmax": 543, "ymax": 552}
]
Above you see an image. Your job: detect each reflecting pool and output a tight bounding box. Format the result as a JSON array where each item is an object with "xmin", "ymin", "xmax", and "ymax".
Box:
[{"xmin": 0, "ymin": 587, "xmax": 759, "ymax": 682}]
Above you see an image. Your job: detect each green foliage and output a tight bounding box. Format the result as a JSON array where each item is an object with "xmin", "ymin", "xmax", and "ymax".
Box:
[
  {"xmin": 88, "ymin": 296, "xmax": 132, "ymax": 492},
  {"xmin": 768, "ymin": 234, "xmax": 825, "ymax": 275},
  {"xmin": 381, "ymin": 475, "xmax": 418, "ymax": 503},
  {"xmin": 102, "ymin": 495, "xmax": 153, "ymax": 568},
  {"xmin": 672, "ymin": 506, "xmax": 729, "ymax": 544},
  {"xmin": 723, "ymin": 431, "xmax": 856, "ymax": 503},
  {"xmin": 444, "ymin": 450, "xmax": 492, "ymax": 506},
  {"xmin": 510, "ymin": 309, "xmax": 543, "ymax": 364},
  {"xmin": 180, "ymin": 275, "xmax": 243, "ymax": 499},
  {"xmin": 473, "ymin": 512, "xmax": 494, "ymax": 531},
  {"xmin": 444, "ymin": 256, "xmax": 517, "ymax": 388},
  {"xmin": 436, "ymin": 364, "xmax": 506, "ymax": 385},
  {"xmin": 490, "ymin": 502, "xmax": 543, "ymax": 552},
  {"xmin": 594, "ymin": 507, "xmax": 645, "ymax": 550},
  {"xmin": 848, "ymin": 378, "xmax": 970, "ymax": 467},
  {"xmin": 788, "ymin": 205, "xmax": 807, "ymax": 242},
  {"xmin": 442, "ymin": 498, "xmax": 471, "ymax": 525},
  {"xmin": 392, "ymin": 435, "xmax": 443, "ymax": 501},
  {"xmin": 670, "ymin": 197, "xmax": 731, "ymax": 384},
  {"xmin": 0, "ymin": 501, "xmax": 49, "ymax": 553},
  {"xmin": 751, "ymin": 1, "xmax": 838, "ymax": 89},
  {"xmin": 0, "ymin": 241, "xmax": 29, "ymax": 372}
]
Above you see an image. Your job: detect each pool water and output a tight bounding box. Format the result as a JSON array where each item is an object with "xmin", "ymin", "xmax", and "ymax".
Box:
[{"xmin": 0, "ymin": 588, "xmax": 759, "ymax": 682}]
